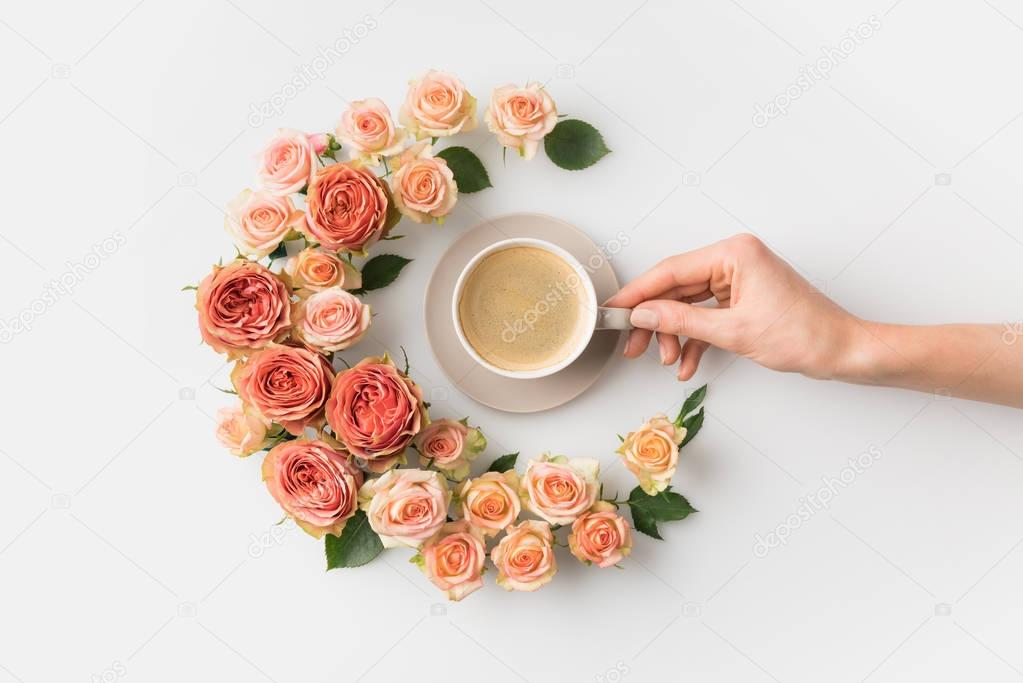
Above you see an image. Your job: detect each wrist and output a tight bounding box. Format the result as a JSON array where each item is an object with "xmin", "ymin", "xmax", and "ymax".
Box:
[{"xmin": 830, "ymin": 319, "xmax": 910, "ymax": 386}]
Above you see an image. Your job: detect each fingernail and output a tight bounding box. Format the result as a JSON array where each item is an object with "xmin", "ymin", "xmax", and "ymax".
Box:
[
  {"xmin": 631, "ymin": 309, "xmax": 659, "ymax": 329},
  {"xmin": 660, "ymin": 346, "xmax": 670, "ymax": 365},
  {"xmin": 623, "ymin": 334, "xmax": 633, "ymax": 356}
]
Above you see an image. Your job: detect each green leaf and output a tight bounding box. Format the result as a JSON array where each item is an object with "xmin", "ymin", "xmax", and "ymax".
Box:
[
  {"xmin": 680, "ymin": 407, "xmax": 704, "ymax": 448},
  {"xmin": 435, "ymin": 146, "xmax": 493, "ymax": 193},
  {"xmin": 181, "ymin": 284, "xmax": 198, "ymax": 291},
  {"xmin": 543, "ymin": 119, "xmax": 611, "ymax": 171},
  {"xmin": 325, "ymin": 510, "xmax": 383, "ymax": 569},
  {"xmin": 266, "ymin": 242, "xmax": 289, "ymax": 262},
  {"xmin": 486, "ymin": 452, "xmax": 519, "ymax": 473},
  {"xmin": 355, "ymin": 254, "xmax": 412, "ymax": 293},
  {"xmin": 627, "ymin": 486, "xmax": 697, "ymax": 540},
  {"xmin": 676, "ymin": 385, "xmax": 707, "ymax": 424}
]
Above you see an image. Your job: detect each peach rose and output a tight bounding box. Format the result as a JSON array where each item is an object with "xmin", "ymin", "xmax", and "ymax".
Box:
[
  {"xmin": 196, "ymin": 260, "xmax": 291, "ymax": 358},
  {"xmin": 521, "ymin": 454, "xmax": 600, "ymax": 525},
  {"xmin": 215, "ymin": 403, "xmax": 270, "ymax": 457},
  {"xmin": 484, "ymin": 82, "xmax": 558, "ymax": 160},
  {"xmin": 417, "ymin": 520, "xmax": 486, "ymax": 601},
  {"xmin": 283, "ymin": 248, "xmax": 362, "ymax": 292},
  {"xmin": 568, "ymin": 501, "xmax": 633, "ymax": 568},
  {"xmin": 303, "ymin": 162, "xmax": 392, "ymax": 254},
  {"xmin": 258, "ymin": 128, "xmax": 322, "ymax": 196},
  {"xmin": 262, "ymin": 439, "xmax": 363, "ymax": 538},
  {"xmin": 225, "ymin": 189, "xmax": 305, "ymax": 258},
  {"xmin": 326, "ymin": 354, "xmax": 428, "ymax": 473},
  {"xmin": 388, "ymin": 142, "xmax": 457, "ymax": 224},
  {"xmin": 491, "ymin": 519, "xmax": 557, "ymax": 592},
  {"xmin": 413, "ymin": 418, "xmax": 485, "ymax": 480},
  {"xmin": 336, "ymin": 98, "xmax": 406, "ymax": 165},
  {"xmin": 359, "ymin": 468, "xmax": 450, "ymax": 548},
  {"xmin": 291, "ymin": 288, "xmax": 371, "ymax": 354},
  {"xmin": 454, "ymin": 470, "xmax": 520, "ymax": 537},
  {"xmin": 616, "ymin": 415, "xmax": 685, "ymax": 495},
  {"xmin": 400, "ymin": 70, "xmax": 477, "ymax": 139},
  {"xmin": 232, "ymin": 344, "xmax": 334, "ymax": 435}
]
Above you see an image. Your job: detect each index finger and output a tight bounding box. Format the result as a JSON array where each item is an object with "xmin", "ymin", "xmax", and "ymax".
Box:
[{"xmin": 604, "ymin": 242, "xmax": 724, "ymax": 308}]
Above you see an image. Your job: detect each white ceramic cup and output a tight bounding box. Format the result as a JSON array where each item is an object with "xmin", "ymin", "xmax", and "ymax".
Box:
[{"xmin": 452, "ymin": 238, "xmax": 633, "ymax": 379}]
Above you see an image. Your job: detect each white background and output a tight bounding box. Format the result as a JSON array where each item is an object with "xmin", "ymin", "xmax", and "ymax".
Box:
[{"xmin": 2, "ymin": 1, "xmax": 1023, "ymax": 681}]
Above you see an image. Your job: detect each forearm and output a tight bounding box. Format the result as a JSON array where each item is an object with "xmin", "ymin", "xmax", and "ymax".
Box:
[{"xmin": 834, "ymin": 320, "xmax": 1023, "ymax": 408}]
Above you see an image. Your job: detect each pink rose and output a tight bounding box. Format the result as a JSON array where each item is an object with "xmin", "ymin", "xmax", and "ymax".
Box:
[
  {"xmin": 262, "ymin": 439, "xmax": 363, "ymax": 538},
  {"xmin": 399, "ymin": 70, "xmax": 477, "ymax": 139},
  {"xmin": 283, "ymin": 248, "xmax": 362, "ymax": 292},
  {"xmin": 359, "ymin": 468, "xmax": 450, "ymax": 548},
  {"xmin": 304, "ymin": 162, "xmax": 392, "ymax": 254},
  {"xmin": 568, "ymin": 501, "xmax": 633, "ymax": 568},
  {"xmin": 454, "ymin": 470, "xmax": 520, "ymax": 537},
  {"xmin": 491, "ymin": 519, "xmax": 557, "ymax": 592},
  {"xmin": 215, "ymin": 403, "xmax": 269, "ymax": 457},
  {"xmin": 413, "ymin": 418, "xmax": 485, "ymax": 480},
  {"xmin": 232, "ymin": 344, "xmax": 334, "ymax": 435},
  {"xmin": 418, "ymin": 520, "xmax": 486, "ymax": 601},
  {"xmin": 616, "ymin": 415, "xmax": 685, "ymax": 495},
  {"xmin": 225, "ymin": 189, "xmax": 305, "ymax": 258},
  {"xmin": 291, "ymin": 287, "xmax": 371, "ymax": 354},
  {"xmin": 389, "ymin": 142, "xmax": 457, "ymax": 224},
  {"xmin": 196, "ymin": 260, "xmax": 291, "ymax": 358},
  {"xmin": 484, "ymin": 82, "xmax": 558, "ymax": 160},
  {"xmin": 336, "ymin": 98, "xmax": 406, "ymax": 165},
  {"xmin": 325, "ymin": 354, "xmax": 428, "ymax": 473},
  {"xmin": 521, "ymin": 455, "xmax": 600, "ymax": 525},
  {"xmin": 258, "ymin": 128, "xmax": 322, "ymax": 196}
]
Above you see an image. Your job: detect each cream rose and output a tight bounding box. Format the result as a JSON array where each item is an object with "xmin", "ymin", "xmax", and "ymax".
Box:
[
  {"xmin": 283, "ymin": 248, "xmax": 362, "ymax": 292},
  {"xmin": 400, "ymin": 70, "xmax": 477, "ymax": 139},
  {"xmin": 258, "ymin": 128, "xmax": 321, "ymax": 196},
  {"xmin": 291, "ymin": 287, "xmax": 371, "ymax": 354},
  {"xmin": 336, "ymin": 98, "xmax": 406, "ymax": 165},
  {"xmin": 616, "ymin": 415, "xmax": 685, "ymax": 495},
  {"xmin": 224, "ymin": 189, "xmax": 304, "ymax": 258},
  {"xmin": 413, "ymin": 418, "xmax": 485, "ymax": 480},
  {"xmin": 215, "ymin": 403, "xmax": 269, "ymax": 457},
  {"xmin": 359, "ymin": 468, "xmax": 450, "ymax": 548},
  {"xmin": 454, "ymin": 470, "xmax": 520, "ymax": 537},
  {"xmin": 418, "ymin": 520, "xmax": 486, "ymax": 601},
  {"xmin": 520, "ymin": 454, "xmax": 599, "ymax": 525},
  {"xmin": 484, "ymin": 82, "xmax": 557, "ymax": 160},
  {"xmin": 491, "ymin": 519, "xmax": 557, "ymax": 592},
  {"xmin": 568, "ymin": 501, "xmax": 633, "ymax": 568},
  {"xmin": 389, "ymin": 142, "xmax": 457, "ymax": 224}
]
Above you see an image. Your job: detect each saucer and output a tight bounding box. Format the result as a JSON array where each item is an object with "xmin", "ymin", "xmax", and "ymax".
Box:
[{"xmin": 423, "ymin": 213, "xmax": 625, "ymax": 413}]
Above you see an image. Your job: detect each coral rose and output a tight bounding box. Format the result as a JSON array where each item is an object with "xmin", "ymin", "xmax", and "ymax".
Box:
[
  {"xmin": 196, "ymin": 260, "xmax": 291, "ymax": 358},
  {"xmin": 325, "ymin": 354, "xmax": 427, "ymax": 473},
  {"xmin": 389, "ymin": 142, "xmax": 457, "ymax": 224},
  {"xmin": 359, "ymin": 468, "xmax": 450, "ymax": 548},
  {"xmin": 454, "ymin": 470, "xmax": 520, "ymax": 537},
  {"xmin": 232, "ymin": 344, "xmax": 334, "ymax": 435},
  {"xmin": 215, "ymin": 403, "xmax": 269, "ymax": 457},
  {"xmin": 225, "ymin": 189, "xmax": 305, "ymax": 258},
  {"xmin": 413, "ymin": 418, "xmax": 485, "ymax": 480},
  {"xmin": 418, "ymin": 520, "xmax": 486, "ymax": 601},
  {"xmin": 400, "ymin": 70, "xmax": 477, "ymax": 139},
  {"xmin": 335, "ymin": 98, "xmax": 406, "ymax": 165},
  {"xmin": 291, "ymin": 288, "xmax": 371, "ymax": 354},
  {"xmin": 258, "ymin": 128, "xmax": 322, "ymax": 196},
  {"xmin": 491, "ymin": 520, "xmax": 557, "ymax": 592},
  {"xmin": 484, "ymin": 82, "xmax": 558, "ymax": 160},
  {"xmin": 568, "ymin": 501, "xmax": 633, "ymax": 568},
  {"xmin": 520, "ymin": 454, "xmax": 600, "ymax": 525},
  {"xmin": 616, "ymin": 415, "xmax": 685, "ymax": 495},
  {"xmin": 283, "ymin": 248, "xmax": 362, "ymax": 292},
  {"xmin": 262, "ymin": 439, "xmax": 363, "ymax": 538},
  {"xmin": 303, "ymin": 161, "xmax": 393, "ymax": 254}
]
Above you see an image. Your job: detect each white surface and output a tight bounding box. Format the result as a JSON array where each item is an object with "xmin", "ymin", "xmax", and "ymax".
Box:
[{"xmin": 2, "ymin": 1, "xmax": 1022, "ymax": 682}]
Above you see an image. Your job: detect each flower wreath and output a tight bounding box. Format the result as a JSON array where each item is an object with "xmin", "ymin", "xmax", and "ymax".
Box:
[{"xmin": 191, "ymin": 70, "xmax": 704, "ymax": 600}]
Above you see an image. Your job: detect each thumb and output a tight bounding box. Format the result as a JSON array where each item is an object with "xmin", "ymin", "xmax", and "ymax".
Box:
[{"xmin": 628, "ymin": 299, "xmax": 730, "ymax": 346}]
